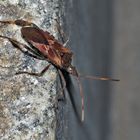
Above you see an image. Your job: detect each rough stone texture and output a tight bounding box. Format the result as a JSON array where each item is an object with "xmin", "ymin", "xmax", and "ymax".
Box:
[{"xmin": 0, "ymin": 0, "xmax": 64, "ymax": 139}]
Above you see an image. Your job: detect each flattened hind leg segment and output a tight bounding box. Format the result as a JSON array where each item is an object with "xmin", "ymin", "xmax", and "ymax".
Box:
[{"xmin": 0, "ymin": 19, "xmax": 38, "ymax": 28}]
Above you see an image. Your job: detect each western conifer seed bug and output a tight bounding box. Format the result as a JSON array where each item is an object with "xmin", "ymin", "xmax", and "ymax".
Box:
[{"xmin": 0, "ymin": 19, "xmax": 119, "ymax": 122}]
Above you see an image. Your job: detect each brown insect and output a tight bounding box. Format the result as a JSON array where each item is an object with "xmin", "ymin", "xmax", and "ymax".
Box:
[{"xmin": 0, "ymin": 19, "xmax": 119, "ymax": 121}]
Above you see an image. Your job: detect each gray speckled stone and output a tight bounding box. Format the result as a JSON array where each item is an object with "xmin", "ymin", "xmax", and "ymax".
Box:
[{"xmin": 0, "ymin": 0, "xmax": 64, "ymax": 139}]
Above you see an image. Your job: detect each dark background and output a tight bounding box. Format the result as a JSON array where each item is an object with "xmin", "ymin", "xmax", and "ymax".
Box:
[{"xmin": 63, "ymin": 0, "xmax": 140, "ymax": 140}]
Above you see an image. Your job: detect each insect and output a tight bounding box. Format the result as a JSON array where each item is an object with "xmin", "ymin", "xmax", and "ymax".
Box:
[{"xmin": 0, "ymin": 19, "xmax": 119, "ymax": 122}]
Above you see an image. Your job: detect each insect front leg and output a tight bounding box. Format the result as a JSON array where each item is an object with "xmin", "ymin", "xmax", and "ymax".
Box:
[
  {"xmin": 58, "ymin": 70, "xmax": 66, "ymax": 93},
  {"xmin": 16, "ymin": 64, "xmax": 51, "ymax": 77},
  {"xmin": 57, "ymin": 69, "xmax": 66, "ymax": 101},
  {"xmin": 54, "ymin": 19, "xmax": 69, "ymax": 45}
]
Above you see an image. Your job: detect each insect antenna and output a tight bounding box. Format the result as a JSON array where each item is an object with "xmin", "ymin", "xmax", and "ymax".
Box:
[
  {"xmin": 79, "ymin": 74, "xmax": 120, "ymax": 82},
  {"xmin": 76, "ymin": 73, "xmax": 119, "ymax": 122}
]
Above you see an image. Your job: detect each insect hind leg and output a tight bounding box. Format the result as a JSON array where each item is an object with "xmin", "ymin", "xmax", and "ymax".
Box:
[
  {"xmin": 0, "ymin": 35, "xmax": 44, "ymax": 60},
  {"xmin": 0, "ymin": 19, "xmax": 38, "ymax": 28}
]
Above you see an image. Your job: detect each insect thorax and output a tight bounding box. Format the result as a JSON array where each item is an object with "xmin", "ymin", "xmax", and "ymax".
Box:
[{"xmin": 61, "ymin": 52, "xmax": 73, "ymax": 68}]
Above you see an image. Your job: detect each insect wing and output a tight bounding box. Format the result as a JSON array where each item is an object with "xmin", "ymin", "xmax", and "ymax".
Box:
[
  {"xmin": 43, "ymin": 31, "xmax": 73, "ymax": 68},
  {"xmin": 22, "ymin": 27, "xmax": 62, "ymax": 66},
  {"xmin": 21, "ymin": 27, "xmax": 49, "ymax": 45},
  {"xmin": 44, "ymin": 30, "xmax": 71, "ymax": 53}
]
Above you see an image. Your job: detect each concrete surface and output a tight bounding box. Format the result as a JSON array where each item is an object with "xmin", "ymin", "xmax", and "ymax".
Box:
[{"xmin": 0, "ymin": 0, "xmax": 64, "ymax": 139}]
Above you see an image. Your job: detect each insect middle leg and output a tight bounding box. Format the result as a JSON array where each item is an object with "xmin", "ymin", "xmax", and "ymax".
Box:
[{"xmin": 16, "ymin": 64, "xmax": 51, "ymax": 77}]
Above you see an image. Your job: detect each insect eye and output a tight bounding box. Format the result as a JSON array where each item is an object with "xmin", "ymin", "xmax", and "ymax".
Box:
[{"xmin": 67, "ymin": 67, "xmax": 73, "ymax": 73}]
